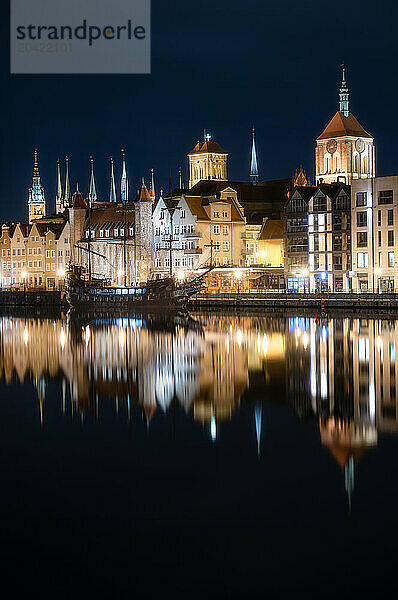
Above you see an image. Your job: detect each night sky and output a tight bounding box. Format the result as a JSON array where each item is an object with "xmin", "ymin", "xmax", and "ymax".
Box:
[{"xmin": 0, "ymin": 0, "xmax": 397, "ymax": 222}]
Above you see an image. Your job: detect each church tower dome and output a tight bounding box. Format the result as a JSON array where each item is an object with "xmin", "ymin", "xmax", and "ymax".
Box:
[{"xmin": 315, "ymin": 66, "xmax": 376, "ymax": 185}]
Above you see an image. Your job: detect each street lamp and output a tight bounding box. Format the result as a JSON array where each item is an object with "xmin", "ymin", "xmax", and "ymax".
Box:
[
  {"xmin": 21, "ymin": 271, "xmax": 27, "ymax": 292},
  {"xmin": 235, "ymin": 269, "xmax": 243, "ymax": 294}
]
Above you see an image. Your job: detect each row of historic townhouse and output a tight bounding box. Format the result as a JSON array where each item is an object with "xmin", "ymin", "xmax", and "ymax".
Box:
[
  {"xmin": 152, "ymin": 190, "xmax": 247, "ymax": 280},
  {"xmin": 0, "ymin": 219, "xmax": 70, "ymax": 289},
  {"xmin": 284, "ymin": 176, "xmax": 398, "ymax": 293}
]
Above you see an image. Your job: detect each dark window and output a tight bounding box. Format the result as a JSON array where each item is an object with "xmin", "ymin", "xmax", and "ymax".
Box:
[
  {"xmin": 378, "ymin": 231, "xmax": 382, "ymax": 247},
  {"xmin": 334, "ymin": 194, "xmax": 350, "ymax": 211},
  {"xmin": 356, "ymin": 192, "xmax": 367, "ymax": 207},
  {"xmin": 333, "ymin": 234, "xmax": 342, "ymax": 251},
  {"xmin": 333, "ymin": 255, "xmax": 342, "ymax": 270},
  {"xmin": 388, "ymin": 210, "xmax": 394, "ymax": 226},
  {"xmin": 356, "ymin": 211, "xmax": 367, "ymax": 227},
  {"xmin": 289, "ymin": 197, "xmax": 307, "ymax": 213},
  {"xmin": 313, "ymin": 234, "xmax": 319, "ymax": 251},
  {"xmin": 313, "ymin": 195, "xmax": 327, "ymax": 212},
  {"xmin": 378, "ymin": 210, "xmax": 382, "ymax": 226},
  {"xmin": 388, "ymin": 230, "xmax": 394, "ymax": 247},
  {"xmin": 379, "ymin": 190, "xmax": 394, "ymax": 205},
  {"xmin": 333, "ymin": 215, "xmax": 342, "ymax": 230},
  {"xmin": 357, "ymin": 232, "xmax": 368, "ymax": 248}
]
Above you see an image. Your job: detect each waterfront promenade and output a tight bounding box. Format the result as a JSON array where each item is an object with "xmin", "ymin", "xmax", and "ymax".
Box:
[{"xmin": 189, "ymin": 291, "xmax": 398, "ymax": 313}]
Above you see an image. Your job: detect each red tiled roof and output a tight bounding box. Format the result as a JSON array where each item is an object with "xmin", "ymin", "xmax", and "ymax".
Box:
[
  {"xmin": 135, "ymin": 185, "xmax": 152, "ymax": 202},
  {"xmin": 188, "ymin": 141, "xmax": 228, "ymax": 155},
  {"xmin": 317, "ymin": 111, "xmax": 373, "ymax": 140}
]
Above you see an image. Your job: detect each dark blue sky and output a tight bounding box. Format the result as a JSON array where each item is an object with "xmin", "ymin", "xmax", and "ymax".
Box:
[{"xmin": 1, "ymin": 0, "xmax": 397, "ymax": 221}]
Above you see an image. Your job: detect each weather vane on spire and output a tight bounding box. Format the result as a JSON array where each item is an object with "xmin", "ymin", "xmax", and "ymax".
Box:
[{"xmin": 339, "ymin": 63, "xmax": 349, "ymax": 117}]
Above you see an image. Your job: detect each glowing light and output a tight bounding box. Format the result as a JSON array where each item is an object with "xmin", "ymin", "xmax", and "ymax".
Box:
[
  {"xmin": 210, "ymin": 416, "xmax": 217, "ymax": 441},
  {"xmin": 235, "ymin": 270, "xmax": 243, "ymax": 279},
  {"xmin": 22, "ymin": 271, "xmax": 27, "ymax": 279},
  {"xmin": 23, "ymin": 326, "xmax": 28, "ymax": 345},
  {"xmin": 300, "ymin": 268, "xmax": 309, "ymax": 278},
  {"xmin": 177, "ymin": 270, "xmax": 185, "ymax": 281},
  {"xmin": 302, "ymin": 332, "xmax": 309, "ymax": 349},
  {"xmin": 236, "ymin": 329, "xmax": 243, "ymax": 348},
  {"xmin": 375, "ymin": 267, "xmax": 381, "ymax": 276},
  {"xmin": 57, "ymin": 268, "xmax": 66, "ymax": 277},
  {"xmin": 321, "ymin": 271, "xmax": 327, "ymax": 281},
  {"xmin": 119, "ymin": 328, "xmax": 126, "ymax": 348},
  {"xmin": 118, "ymin": 269, "xmax": 125, "ymax": 277},
  {"xmin": 60, "ymin": 328, "xmax": 66, "ymax": 350},
  {"xmin": 261, "ymin": 334, "xmax": 268, "ymax": 358}
]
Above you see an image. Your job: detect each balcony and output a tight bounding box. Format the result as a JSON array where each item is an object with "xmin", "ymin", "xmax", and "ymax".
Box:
[
  {"xmin": 184, "ymin": 231, "xmax": 202, "ymax": 239},
  {"xmin": 184, "ymin": 247, "xmax": 203, "ymax": 255}
]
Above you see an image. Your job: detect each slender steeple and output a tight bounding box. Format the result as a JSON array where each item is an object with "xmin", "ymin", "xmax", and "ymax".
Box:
[
  {"xmin": 88, "ymin": 156, "xmax": 97, "ymax": 206},
  {"xmin": 109, "ymin": 157, "xmax": 117, "ymax": 203},
  {"xmin": 121, "ymin": 149, "xmax": 129, "ymax": 204},
  {"xmin": 250, "ymin": 127, "xmax": 259, "ymax": 185},
  {"xmin": 55, "ymin": 159, "xmax": 63, "ymax": 214},
  {"xmin": 255, "ymin": 404, "xmax": 262, "ymax": 458},
  {"xmin": 339, "ymin": 64, "xmax": 349, "ymax": 117},
  {"xmin": 179, "ymin": 166, "xmax": 183, "ymax": 189},
  {"xmin": 64, "ymin": 156, "xmax": 71, "ymax": 207},
  {"xmin": 28, "ymin": 149, "xmax": 46, "ymax": 224},
  {"xmin": 151, "ymin": 168, "xmax": 156, "ymax": 199}
]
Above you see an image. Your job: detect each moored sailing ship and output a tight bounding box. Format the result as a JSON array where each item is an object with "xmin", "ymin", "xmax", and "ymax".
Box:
[{"xmin": 65, "ymin": 266, "xmax": 208, "ymax": 309}]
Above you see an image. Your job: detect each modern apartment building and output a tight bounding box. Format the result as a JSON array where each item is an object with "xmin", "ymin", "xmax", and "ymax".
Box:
[
  {"xmin": 285, "ymin": 183, "xmax": 352, "ymax": 292},
  {"xmin": 352, "ymin": 176, "xmax": 398, "ymax": 292}
]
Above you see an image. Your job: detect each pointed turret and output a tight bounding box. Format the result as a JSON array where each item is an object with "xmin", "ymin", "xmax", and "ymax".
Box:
[
  {"xmin": 28, "ymin": 149, "xmax": 46, "ymax": 224},
  {"xmin": 109, "ymin": 157, "xmax": 117, "ymax": 203},
  {"xmin": 64, "ymin": 156, "xmax": 71, "ymax": 208},
  {"xmin": 55, "ymin": 159, "xmax": 63, "ymax": 214},
  {"xmin": 339, "ymin": 64, "xmax": 349, "ymax": 117},
  {"xmin": 121, "ymin": 149, "xmax": 129, "ymax": 204},
  {"xmin": 151, "ymin": 168, "xmax": 156, "ymax": 199},
  {"xmin": 88, "ymin": 156, "xmax": 97, "ymax": 206},
  {"xmin": 250, "ymin": 127, "xmax": 259, "ymax": 185}
]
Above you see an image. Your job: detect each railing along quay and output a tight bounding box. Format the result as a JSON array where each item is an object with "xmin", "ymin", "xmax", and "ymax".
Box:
[
  {"xmin": 189, "ymin": 291, "xmax": 398, "ymax": 312},
  {"xmin": 0, "ymin": 290, "xmax": 67, "ymax": 307}
]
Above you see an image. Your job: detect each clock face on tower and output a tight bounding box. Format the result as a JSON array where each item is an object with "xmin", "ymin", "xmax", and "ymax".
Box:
[
  {"xmin": 326, "ymin": 139, "xmax": 337, "ymax": 154},
  {"xmin": 355, "ymin": 138, "xmax": 366, "ymax": 154}
]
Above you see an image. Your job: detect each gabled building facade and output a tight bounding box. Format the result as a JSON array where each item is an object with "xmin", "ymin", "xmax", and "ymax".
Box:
[
  {"xmin": 285, "ymin": 183, "xmax": 352, "ymax": 293},
  {"xmin": 152, "ymin": 191, "xmax": 246, "ymax": 280}
]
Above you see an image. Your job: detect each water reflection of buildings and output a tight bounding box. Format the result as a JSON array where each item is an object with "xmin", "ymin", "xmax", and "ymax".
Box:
[{"xmin": 1, "ymin": 315, "xmax": 398, "ymax": 453}]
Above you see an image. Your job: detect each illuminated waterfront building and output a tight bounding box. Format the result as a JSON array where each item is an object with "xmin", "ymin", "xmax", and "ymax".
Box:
[
  {"xmin": 0, "ymin": 223, "xmax": 14, "ymax": 287},
  {"xmin": 351, "ymin": 176, "xmax": 398, "ymax": 293},
  {"xmin": 284, "ymin": 182, "xmax": 352, "ymax": 292}
]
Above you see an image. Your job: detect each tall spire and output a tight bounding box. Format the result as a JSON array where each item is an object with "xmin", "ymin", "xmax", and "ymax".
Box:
[
  {"xmin": 339, "ymin": 64, "xmax": 349, "ymax": 117},
  {"xmin": 88, "ymin": 156, "xmax": 97, "ymax": 206},
  {"xmin": 179, "ymin": 166, "xmax": 183, "ymax": 189},
  {"xmin": 64, "ymin": 156, "xmax": 71, "ymax": 207},
  {"xmin": 250, "ymin": 127, "xmax": 259, "ymax": 185},
  {"xmin": 28, "ymin": 149, "xmax": 46, "ymax": 224},
  {"xmin": 55, "ymin": 160, "xmax": 63, "ymax": 213},
  {"xmin": 33, "ymin": 149, "xmax": 40, "ymax": 181},
  {"xmin": 255, "ymin": 404, "xmax": 262, "ymax": 458},
  {"xmin": 109, "ymin": 157, "xmax": 117, "ymax": 203},
  {"xmin": 151, "ymin": 168, "xmax": 156, "ymax": 199},
  {"xmin": 121, "ymin": 149, "xmax": 129, "ymax": 204}
]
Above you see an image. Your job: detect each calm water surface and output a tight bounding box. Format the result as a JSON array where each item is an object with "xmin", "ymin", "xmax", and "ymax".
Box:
[{"xmin": 0, "ymin": 312, "xmax": 397, "ymax": 598}]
